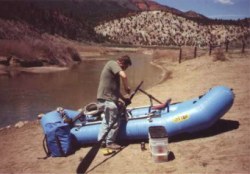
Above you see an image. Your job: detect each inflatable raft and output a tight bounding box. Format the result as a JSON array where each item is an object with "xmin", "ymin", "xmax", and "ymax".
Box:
[{"xmin": 40, "ymin": 86, "xmax": 234, "ymax": 146}]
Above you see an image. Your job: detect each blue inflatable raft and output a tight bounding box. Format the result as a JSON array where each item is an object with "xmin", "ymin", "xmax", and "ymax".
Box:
[{"xmin": 40, "ymin": 86, "xmax": 234, "ymax": 146}]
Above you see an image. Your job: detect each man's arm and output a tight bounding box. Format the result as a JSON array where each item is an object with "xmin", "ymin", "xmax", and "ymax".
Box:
[
  {"xmin": 119, "ymin": 91, "xmax": 131, "ymax": 106},
  {"xmin": 119, "ymin": 70, "xmax": 131, "ymax": 94}
]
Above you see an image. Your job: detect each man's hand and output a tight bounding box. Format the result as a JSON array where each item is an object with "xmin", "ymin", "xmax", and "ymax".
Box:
[
  {"xmin": 123, "ymin": 98, "xmax": 131, "ymax": 106},
  {"xmin": 125, "ymin": 87, "xmax": 131, "ymax": 94}
]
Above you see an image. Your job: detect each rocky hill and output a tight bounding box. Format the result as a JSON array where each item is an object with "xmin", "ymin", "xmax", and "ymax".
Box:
[
  {"xmin": 0, "ymin": 0, "xmax": 207, "ymax": 42},
  {"xmin": 95, "ymin": 10, "xmax": 250, "ymax": 47}
]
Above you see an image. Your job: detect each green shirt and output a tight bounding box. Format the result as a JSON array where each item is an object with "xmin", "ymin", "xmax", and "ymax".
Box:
[{"xmin": 97, "ymin": 60, "xmax": 122, "ymax": 101}]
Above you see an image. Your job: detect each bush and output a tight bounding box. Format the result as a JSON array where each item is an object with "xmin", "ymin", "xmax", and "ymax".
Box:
[
  {"xmin": 213, "ymin": 48, "xmax": 227, "ymax": 61},
  {"xmin": 0, "ymin": 39, "xmax": 38, "ymax": 60},
  {"xmin": 67, "ymin": 47, "xmax": 81, "ymax": 62},
  {"xmin": 0, "ymin": 38, "xmax": 81, "ymax": 67}
]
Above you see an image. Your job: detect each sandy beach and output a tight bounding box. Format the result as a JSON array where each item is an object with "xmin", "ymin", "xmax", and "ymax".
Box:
[{"xmin": 0, "ymin": 49, "xmax": 249, "ymax": 174}]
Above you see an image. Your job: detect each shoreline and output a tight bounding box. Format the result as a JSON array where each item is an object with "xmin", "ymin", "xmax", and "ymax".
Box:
[
  {"xmin": 0, "ymin": 65, "xmax": 71, "ymax": 76},
  {"xmin": 150, "ymin": 60, "xmax": 171, "ymax": 84}
]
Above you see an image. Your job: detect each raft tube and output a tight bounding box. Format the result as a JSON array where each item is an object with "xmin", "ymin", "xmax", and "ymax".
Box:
[{"xmin": 40, "ymin": 86, "xmax": 234, "ymax": 146}]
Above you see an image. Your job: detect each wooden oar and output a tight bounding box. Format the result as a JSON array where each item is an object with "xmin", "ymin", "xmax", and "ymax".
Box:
[{"xmin": 138, "ymin": 88, "xmax": 162, "ymax": 104}]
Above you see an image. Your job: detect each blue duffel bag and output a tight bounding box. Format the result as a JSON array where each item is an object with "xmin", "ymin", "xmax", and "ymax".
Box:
[{"xmin": 42, "ymin": 121, "xmax": 74, "ymax": 157}]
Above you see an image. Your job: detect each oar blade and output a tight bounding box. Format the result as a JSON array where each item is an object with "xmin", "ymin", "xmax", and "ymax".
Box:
[{"xmin": 76, "ymin": 142, "xmax": 101, "ymax": 174}]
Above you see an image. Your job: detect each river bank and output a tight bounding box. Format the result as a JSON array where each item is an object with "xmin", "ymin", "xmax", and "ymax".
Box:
[
  {"xmin": 0, "ymin": 44, "xmax": 144, "ymax": 76},
  {"xmin": 0, "ymin": 49, "xmax": 249, "ymax": 173}
]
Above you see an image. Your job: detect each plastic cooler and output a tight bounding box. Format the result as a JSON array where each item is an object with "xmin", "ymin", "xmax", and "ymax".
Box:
[{"xmin": 148, "ymin": 126, "xmax": 169, "ymax": 163}]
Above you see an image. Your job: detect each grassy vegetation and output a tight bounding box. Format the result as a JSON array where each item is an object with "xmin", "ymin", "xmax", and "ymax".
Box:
[{"xmin": 0, "ymin": 38, "xmax": 81, "ymax": 67}]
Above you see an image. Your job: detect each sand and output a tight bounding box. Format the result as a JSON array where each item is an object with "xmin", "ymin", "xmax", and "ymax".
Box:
[{"xmin": 0, "ymin": 49, "xmax": 249, "ymax": 174}]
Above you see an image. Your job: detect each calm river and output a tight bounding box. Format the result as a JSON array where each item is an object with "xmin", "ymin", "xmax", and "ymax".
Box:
[{"xmin": 0, "ymin": 52, "xmax": 162, "ymax": 128}]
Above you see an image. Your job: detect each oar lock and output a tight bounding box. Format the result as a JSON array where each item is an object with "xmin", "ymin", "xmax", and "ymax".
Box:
[
  {"xmin": 56, "ymin": 107, "xmax": 72, "ymax": 123},
  {"xmin": 147, "ymin": 112, "xmax": 154, "ymax": 122}
]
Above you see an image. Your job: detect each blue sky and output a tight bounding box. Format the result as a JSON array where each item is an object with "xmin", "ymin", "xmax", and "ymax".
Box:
[{"xmin": 154, "ymin": 0, "xmax": 250, "ymax": 20}]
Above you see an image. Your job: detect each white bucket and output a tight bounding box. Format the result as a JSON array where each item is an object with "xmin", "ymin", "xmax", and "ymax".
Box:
[{"xmin": 149, "ymin": 137, "xmax": 168, "ymax": 155}]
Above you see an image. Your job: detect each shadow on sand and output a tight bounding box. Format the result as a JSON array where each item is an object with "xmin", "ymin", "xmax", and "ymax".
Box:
[
  {"xmin": 118, "ymin": 119, "xmax": 239, "ymax": 145},
  {"xmin": 170, "ymin": 119, "xmax": 240, "ymax": 143},
  {"xmin": 85, "ymin": 146, "xmax": 127, "ymax": 174},
  {"xmin": 82, "ymin": 119, "xmax": 239, "ymax": 172}
]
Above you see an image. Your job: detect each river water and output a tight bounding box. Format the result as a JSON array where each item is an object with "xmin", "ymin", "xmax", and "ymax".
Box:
[{"xmin": 0, "ymin": 53, "xmax": 161, "ymax": 128}]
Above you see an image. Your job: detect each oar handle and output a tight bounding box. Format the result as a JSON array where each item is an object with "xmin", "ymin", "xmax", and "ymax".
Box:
[
  {"xmin": 129, "ymin": 81, "xmax": 144, "ymax": 100},
  {"xmin": 139, "ymin": 88, "xmax": 162, "ymax": 104}
]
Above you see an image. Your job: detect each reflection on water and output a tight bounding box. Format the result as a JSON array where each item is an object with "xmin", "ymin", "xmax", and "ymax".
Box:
[{"xmin": 0, "ymin": 53, "xmax": 161, "ymax": 127}]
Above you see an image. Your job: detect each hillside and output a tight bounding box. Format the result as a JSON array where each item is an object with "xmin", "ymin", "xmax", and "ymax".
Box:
[
  {"xmin": 0, "ymin": 48, "xmax": 249, "ymax": 173},
  {"xmin": 0, "ymin": 0, "xmax": 249, "ymax": 70},
  {"xmin": 184, "ymin": 10, "xmax": 208, "ymax": 19},
  {"xmin": 0, "ymin": 0, "xmax": 208, "ymax": 42},
  {"xmin": 95, "ymin": 10, "xmax": 250, "ymax": 47},
  {"xmin": 0, "ymin": 18, "xmax": 82, "ymax": 70}
]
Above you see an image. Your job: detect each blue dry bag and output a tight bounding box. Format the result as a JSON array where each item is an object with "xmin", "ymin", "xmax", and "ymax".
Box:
[{"xmin": 43, "ymin": 121, "xmax": 74, "ymax": 157}]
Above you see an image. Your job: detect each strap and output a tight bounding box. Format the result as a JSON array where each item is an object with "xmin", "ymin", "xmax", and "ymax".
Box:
[
  {"xmin": 40, "ymin": 135, "xmax": 66, "ymax": 158},
  {"xmin": 71, "ymin": 110, "xmax": 84, "ymax": 123},
  {"xmin": 38, "ymin": 136, "xmax": 51, "ymax": 160},
  {"xmin": 55, "ymin": 135, "xmax": 66, "ymax": 157}
]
